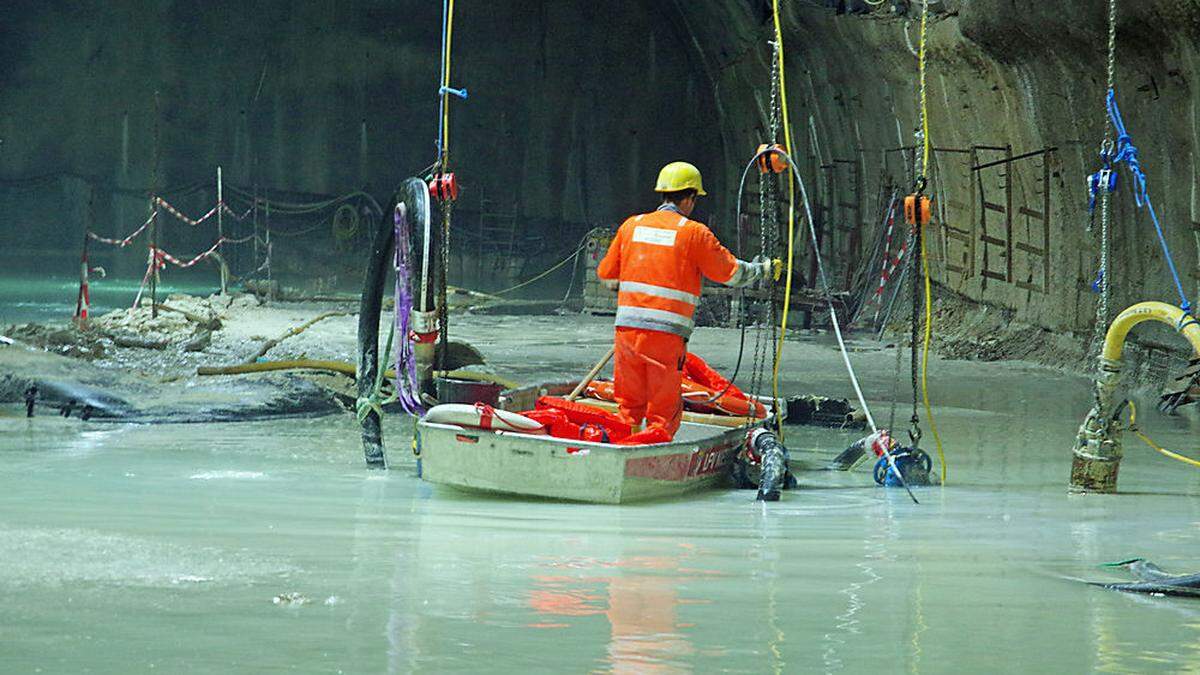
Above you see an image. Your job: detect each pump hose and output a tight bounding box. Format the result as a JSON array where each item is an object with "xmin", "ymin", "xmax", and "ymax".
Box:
[
  {"xmin": 355, "ymin": 185, "xmax": 404, "ymax": 466},
  {"xmin": 196, "ymin": 360, "xmax": 517, "ymax": 390}
]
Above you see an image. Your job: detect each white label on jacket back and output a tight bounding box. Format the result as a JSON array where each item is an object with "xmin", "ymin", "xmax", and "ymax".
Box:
[{"xmin": 631, "ymin": 226, "xmax": 677, "ymax": 247}]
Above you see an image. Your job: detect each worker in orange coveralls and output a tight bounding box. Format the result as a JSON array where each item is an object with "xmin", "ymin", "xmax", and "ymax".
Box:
[{"xmin": 596, "ymin": 161, "xmax": 773, "ymax": 438}]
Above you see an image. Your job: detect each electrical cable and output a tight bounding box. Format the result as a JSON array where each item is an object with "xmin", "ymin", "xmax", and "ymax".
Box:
[
  {"xmin": 491, "ymin": 238, "xmax": 591, "ymax": 297},
  {"xmin": 1127, "ymin": 401, "xmax": 1200, "ymax": 469}
]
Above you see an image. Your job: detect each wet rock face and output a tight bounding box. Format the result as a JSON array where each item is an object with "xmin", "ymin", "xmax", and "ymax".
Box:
[{"xmin": 678, "ymin": 0, "xmax": 1200, "ymax": 356}]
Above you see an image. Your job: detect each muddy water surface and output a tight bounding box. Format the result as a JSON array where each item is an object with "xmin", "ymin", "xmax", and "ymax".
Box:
[{"xmin": 3, "ymin": 315, "xmax": 1200, "ymax": 673}]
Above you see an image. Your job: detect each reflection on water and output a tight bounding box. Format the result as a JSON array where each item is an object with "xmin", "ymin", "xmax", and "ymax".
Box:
[
  {"xmin": 528, "ymin": 558, "xmax": 692, "ymax": 672},
  {"xmin": 2, "ymin": 314, "xmax": 1200, "ymax": 671}
]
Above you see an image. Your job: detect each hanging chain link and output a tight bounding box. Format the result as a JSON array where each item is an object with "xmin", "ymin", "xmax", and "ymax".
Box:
[
  {"xmin": 905, "ymin": 0, "xmax": 931, "ymax": 446},
  {"xmin": 750, "ymin": 39, "xmax": 784, "ymax": 400},
  {"xmin": 768, "ymin": 40, "xmax": 781, "ymax": 144},
  {"xmin": 437, "ymin": 203, "xmax": 452, "ymax": 369},
  {"xmin": 768, "ymin": 39, "xmax": 782, "ymax": 397},
  {"xmin": 1106, "ymin": 0, "xmax": 1117, "ymax": 93},
  {"xmin": 909, "ymin": 221, "xmax": 923, "ymax": 445},
  {"xmin": 1090, "ymin": 0, "xmax": 1119, "ymax": 361},
  {"xmin": 914, "ymin": 0, "xmax": 930, "ymax": 189}
]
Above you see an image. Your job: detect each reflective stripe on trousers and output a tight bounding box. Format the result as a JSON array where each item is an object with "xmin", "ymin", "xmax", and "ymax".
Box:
[{"xmin": 614, "ymin": 306, "xmax": 695, "ymax": 339}]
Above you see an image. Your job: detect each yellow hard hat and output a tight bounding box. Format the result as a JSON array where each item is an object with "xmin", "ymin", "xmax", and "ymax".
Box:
[{"xmin": 654, "ymin": 161, "xmax": 707, "ymax": 196}]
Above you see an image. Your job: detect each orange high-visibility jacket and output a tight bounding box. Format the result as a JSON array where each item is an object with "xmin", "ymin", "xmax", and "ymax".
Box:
[{"xmin": 596, "ymin": 207, "xmax": 751, "ymax": 339}]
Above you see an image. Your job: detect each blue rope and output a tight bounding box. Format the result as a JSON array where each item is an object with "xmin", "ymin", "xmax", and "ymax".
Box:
[{"xmin": 1087, "ymin": 89, "xmax": 1191, "ymax": 313}]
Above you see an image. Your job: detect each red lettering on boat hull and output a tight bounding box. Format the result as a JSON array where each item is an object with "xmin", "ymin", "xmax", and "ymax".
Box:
[{"xmin": 624, "ymin": 442, "xmax": 737, "ymax": 481}]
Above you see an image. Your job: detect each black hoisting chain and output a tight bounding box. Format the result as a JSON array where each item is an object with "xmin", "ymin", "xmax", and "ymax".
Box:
[{"xmin": 909, "ymin": 214, "xmax": 923, "ymax": 448}]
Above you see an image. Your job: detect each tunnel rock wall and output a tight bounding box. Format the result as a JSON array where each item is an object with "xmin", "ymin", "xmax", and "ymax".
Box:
[{"xmin": 680, "ymin": 0, "xmax": 1200, "ymax": 344}]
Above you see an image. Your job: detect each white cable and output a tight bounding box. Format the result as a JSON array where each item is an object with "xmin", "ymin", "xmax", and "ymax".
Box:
[{"xmin": 759, "ymin": 147, "xmax": 880, "ymax": 433}]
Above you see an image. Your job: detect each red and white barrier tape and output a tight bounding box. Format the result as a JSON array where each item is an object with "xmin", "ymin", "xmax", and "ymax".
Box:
[
  {"xmin": 154, "ymin": 196, "xmax": 220, "ymax": 226},
  {"xmin": 153, "ymin": 239, "xmax": 226, "ymax": 268},
  {"xmin": 87, "ymin": 211, "xmax": 157, "ymax": 247},
  {"xmin": 872, "ymin": 229, "xmax": 910, "ymax": 304},
  {"xmin": 221, "ymin": 202, "xmax": 253, "ymax": 221},
  {"xmin": 130, "ymin": 239, "xmax": 226, "ymax": 309}
]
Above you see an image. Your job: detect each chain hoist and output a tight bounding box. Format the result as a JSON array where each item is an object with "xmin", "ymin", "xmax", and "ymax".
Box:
[{"xmin": 749, "ymin": 38, "xmax": 784, "ymax": 401}]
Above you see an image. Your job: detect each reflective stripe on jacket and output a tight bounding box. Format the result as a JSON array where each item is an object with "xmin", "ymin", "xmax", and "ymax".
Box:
[{"xmin": 596, "ymin": 209, "xmax": 741, "ymax": 339}]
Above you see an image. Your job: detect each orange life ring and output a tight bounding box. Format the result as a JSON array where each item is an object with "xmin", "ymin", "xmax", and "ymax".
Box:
[{"xmin": 681, "ymin": 378, "xmax": 767, "ymax": 418}]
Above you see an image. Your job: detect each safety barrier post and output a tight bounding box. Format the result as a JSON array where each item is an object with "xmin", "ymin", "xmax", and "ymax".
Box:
[
  {"xmin": 74, "ymin": 225, "xmax": 90, "ymax": 327},
  {"xmin": 217, "ymin": 166, "xmax": 227, "ymax": 294},
  {"xmin": 150, "ymin": 90, "xmax": 161, "ymax": 318}
]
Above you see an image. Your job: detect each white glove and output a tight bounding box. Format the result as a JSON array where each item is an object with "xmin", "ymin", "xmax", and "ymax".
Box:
[
  {"xmin": 728, "ymin": 256, "xmax": 768, "ymax": 288},
  {"xmin": 601, "ymin": 278, "xmax": 619, "ymax": 291},
  {"xmin": 749, "ymin": 255, "xmax": 773, "ymax": 283}
]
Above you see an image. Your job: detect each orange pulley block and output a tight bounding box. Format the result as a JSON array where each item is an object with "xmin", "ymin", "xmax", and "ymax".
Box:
[
  {"xmin": 904, "ymin": 194, "xmax": 932, "ymax": 226},
  {"xmin": 756, "ymin": 144, "xmax": 788, "ymax": 174},
  {"xmin": 428, "ymin": 173, "xmax": 459, "ymax": 202}
]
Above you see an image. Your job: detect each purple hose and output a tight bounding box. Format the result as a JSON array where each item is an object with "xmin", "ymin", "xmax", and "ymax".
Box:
[{"xmin": 393, "ymin": 204, "xmax": 426, "ymax": 415}]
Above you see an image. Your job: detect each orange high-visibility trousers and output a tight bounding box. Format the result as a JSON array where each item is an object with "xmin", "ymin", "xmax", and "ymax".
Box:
[{"xmin": 613, "ymin": 326, "xmax": 685, "ymax": 438}]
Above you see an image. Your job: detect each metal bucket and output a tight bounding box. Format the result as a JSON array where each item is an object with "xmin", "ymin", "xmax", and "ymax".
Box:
[{"xmin": 436, "ymin": 377, "xmax": 504, "ymax": 406}]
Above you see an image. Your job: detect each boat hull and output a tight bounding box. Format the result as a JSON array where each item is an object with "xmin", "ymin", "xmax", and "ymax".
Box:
[{"xmin": 417, "ymin": 420, "xmax": 756, "ymax": 504}]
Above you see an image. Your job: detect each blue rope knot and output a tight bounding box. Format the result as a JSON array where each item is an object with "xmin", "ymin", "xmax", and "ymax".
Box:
[{"xmin": 1090, "ymin": 88, "xmax": 1191, "ymax": 312}]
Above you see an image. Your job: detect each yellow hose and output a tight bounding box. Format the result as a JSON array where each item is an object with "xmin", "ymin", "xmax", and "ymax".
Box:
[
  {"xmin": 770, "ymin": 0, "xmax": 798, "ymax": 435},
  {"xmin": 1100, "ymin": 301, "xmax": 1200, "ymax": 362},
  {"xmin": 916, "ymin": 0, "xmax": 946, "ymax": 483},
  {"xmin": 1127, "ymin": 400, "xmax": 1200, "ymax": 469}
]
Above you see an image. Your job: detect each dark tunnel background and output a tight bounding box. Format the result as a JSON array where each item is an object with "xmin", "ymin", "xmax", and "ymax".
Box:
[
  {"xmin": 3, "ymin": 0, "xmax": 1200, "ymax": 352},
  {"xmin": 0, "ymin": 1, "xmax": 727, "ymax": 293}
]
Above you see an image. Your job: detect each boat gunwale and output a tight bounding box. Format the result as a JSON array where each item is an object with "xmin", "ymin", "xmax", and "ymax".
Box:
[{"xmin": 416, "ymin": 419, "xmax": 757, "ymax": 454}]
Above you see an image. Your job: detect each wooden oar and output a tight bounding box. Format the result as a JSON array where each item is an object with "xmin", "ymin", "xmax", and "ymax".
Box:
[{"xmin": 566, "ymin": 345, "xmax": 616, "ymax": 401}]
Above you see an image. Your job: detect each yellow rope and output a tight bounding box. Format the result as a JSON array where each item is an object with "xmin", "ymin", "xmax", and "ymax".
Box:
[
  {"xmin": 770, "ymin": 0, "xmax": 797, "ymax": 433},
  {"xmin": 1128, "ymin": 401, "xmax": 1200, "ymax": 469},
  {"xmin": 441, "ymin": 0, "xmax": 455, "ymax": 168},
  {"xmin": 492, "ymin": 243, "xmax": 584, "ymax": 296},
  {"xmin": 920, "ymin": 225, "xmax": 946, "ymax": 481},
  {"xmin": 916, "ymin": 0, "xmax": 946, "ymax": 483}
]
